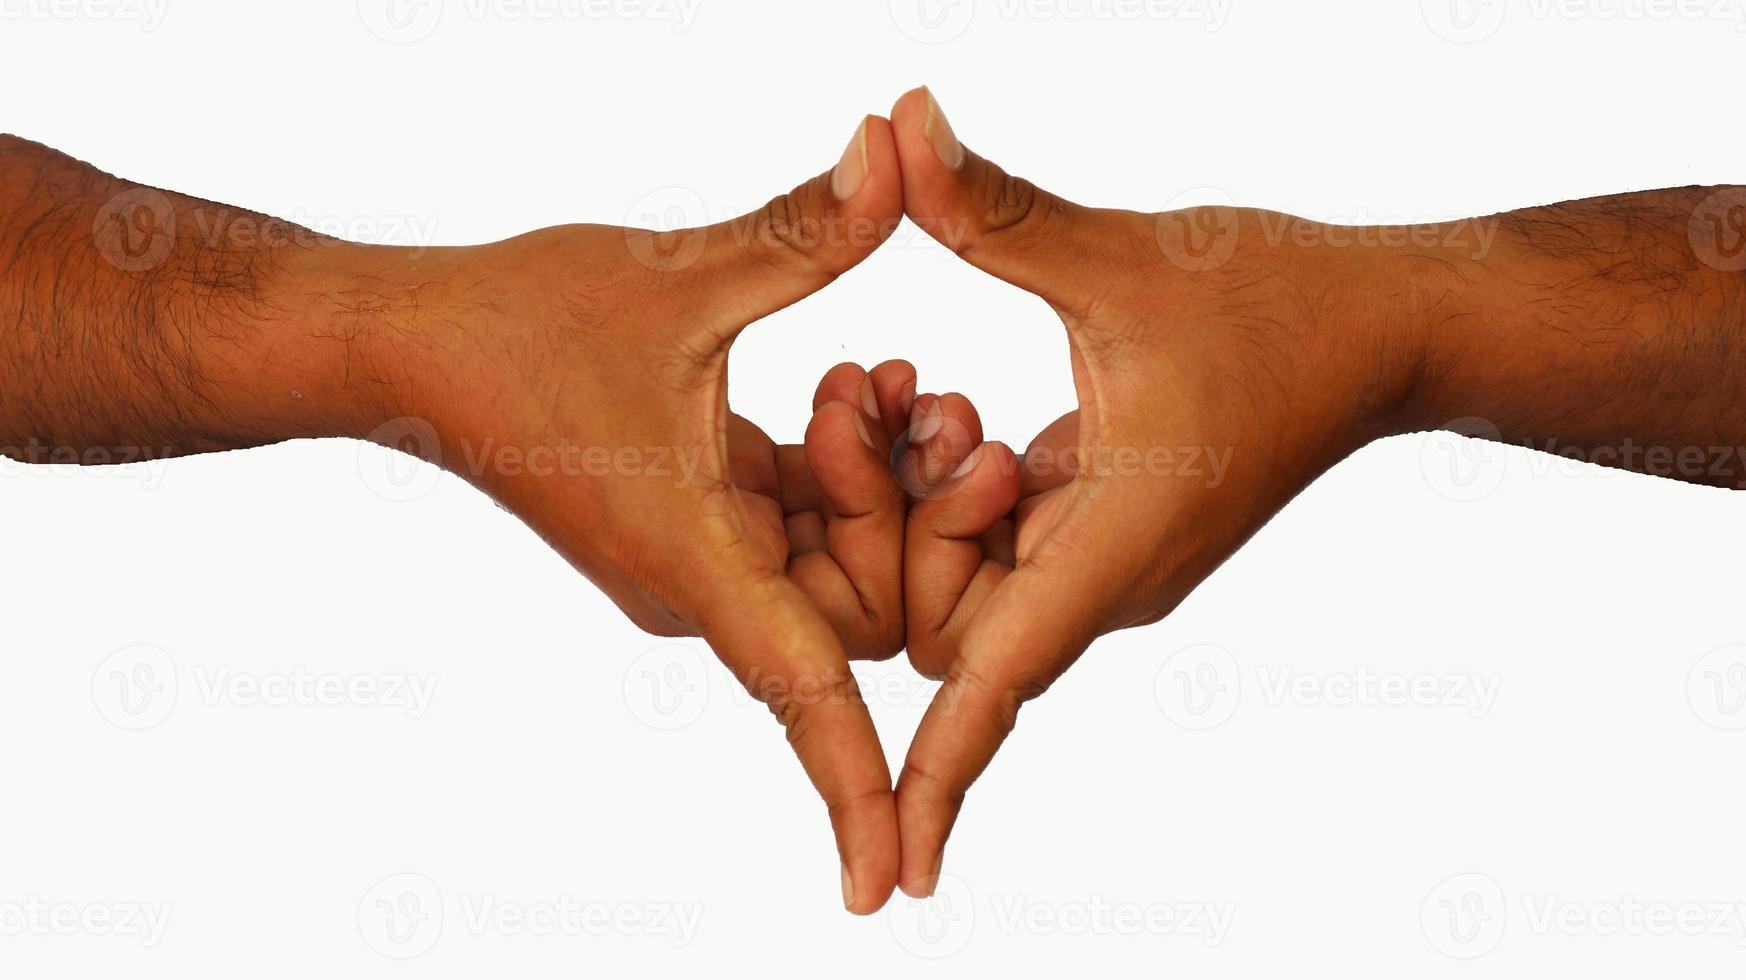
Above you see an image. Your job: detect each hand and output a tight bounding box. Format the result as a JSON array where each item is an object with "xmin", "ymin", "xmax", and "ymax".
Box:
[
  {"xmin": 884, "ymin": 88, "xmax": 1426, "ymax": 894},
  {"xmin": 728, "ymin": 358, "xmax": 919, "ymax": 663},
  {"xmin": 289, "ymin": 116, "xmax": 914, "ymax": 912}
]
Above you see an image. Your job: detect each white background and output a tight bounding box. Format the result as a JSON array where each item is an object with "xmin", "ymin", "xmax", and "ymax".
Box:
[{"xmin": 3, "ymin": 0, "xmax": 1745, "ymax": 975}]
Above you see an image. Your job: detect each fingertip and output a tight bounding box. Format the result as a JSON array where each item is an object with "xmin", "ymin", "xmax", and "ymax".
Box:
[
  {"xmin": 913, "ymin": 439, "xmax": 1021, "ymax": 534},
  {"xmin": 806, "ymin": 399, "xmax": 874, "ymax": 459},
  {"xmin": 899, "ymin": 873, "xmax": 939, "ymax": 901},
  {"xmin": 895, "ymin": 780, "xmax": 952, "ymax": 899},
  {"xmin": 844, "ymin": 113, "xmax": 904, "ymax": 252},
  {"xmin": 869, "ymin": 359, "xmax": 917, "ymax": 440},
  {"xmin": 835, "ymin": 779, "xmax": 901, "ymax": 914},
  {"xmin": 905, "ymin": 392, "xmax": 982, "ymax": 495},
  {"xmin": 813, "ymin": 362, "xmax": 868, "ymax": 412},
  {"xmin": 969, "ymin": 440, "xmax": 1022, "ymax": 495},
  {"xmin": 933, "ymin": 391, "xmax": 984, "ymax": 447},
  {"xmin": 842, "ymin": 827, "xmax": 901, "ymax": 915},
  {"xmin": 807, "ymin": 399, "xmax": 903, "ymax": 520},
  {"xmin": 871, "ymin": 357, "xmax": 916, "ymax": 380},
  {"xmin": 888, "ymin": 86, "xmax": 967, "ymax": 237},
  {"xmin": 860, "ymin": 113, "xmax": 898, "ymax": 168},
  {"xmin": 889, "ymin": 86, "xmax": 936, "ymax": 140}
]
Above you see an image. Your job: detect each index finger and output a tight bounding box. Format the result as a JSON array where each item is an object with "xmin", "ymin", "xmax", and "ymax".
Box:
[
  {"xmin": 894, "ymin": 560, "xmax": 1107, "ymax": 898},
  {"xmin": 697, "ymin": 569, "xmax": 899, "ymax": 914}
]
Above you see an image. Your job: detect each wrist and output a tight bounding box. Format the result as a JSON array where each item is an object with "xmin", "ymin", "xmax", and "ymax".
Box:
[
  {"xmin": 1327, "ymin": 218, "xmax": 1501, "ymax": 439},
  {"xmin": 260, "ymin": 239, "xmax": 472, "ymax": 443}
]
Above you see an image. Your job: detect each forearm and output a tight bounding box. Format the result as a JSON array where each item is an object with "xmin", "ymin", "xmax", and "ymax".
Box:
[
  {"xmin": 0, "ymin": 135, "xmax": 409, "ymax": 462},
  {"xmin": 1384, "ymin": 187, "xmax": 1746, "ymax": 487}
]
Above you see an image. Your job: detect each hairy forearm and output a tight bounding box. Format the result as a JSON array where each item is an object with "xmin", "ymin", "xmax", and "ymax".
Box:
[
  {"xmin": 0, "ymin": 135, "xmax": 412, "ymax": 463},
  {"xmin": 1385, "ymin": 187, "xmax": 1746, "ymax": 488}
]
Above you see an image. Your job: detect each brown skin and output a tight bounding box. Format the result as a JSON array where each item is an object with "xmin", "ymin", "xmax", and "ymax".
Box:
[
  {"xmin": 887, "ymin": 86, "xmax": 1746, "ymax": 896},
  {"xmin": 0, "ymin": 122, "xmax": 916, "ymax": 913},
  {"xmin": 6, "ymin": 99, "xmax": 1745, "ymax": 913}
]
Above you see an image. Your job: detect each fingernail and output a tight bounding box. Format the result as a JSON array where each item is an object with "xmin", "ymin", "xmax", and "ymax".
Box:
[
  {"xmin": 922, "ymin": 88, "xmax": 964, "ymax": 170},
  {"xmin": 859, "ymin": 377, "xmax": 882, "ymax": 420},
  {"xmin": 899, "ymin": 381, "xmax": 916, "ymax": 419},
  {"xmin": 949, "ymin": 444, "xmax": 984, "ymax": 481},
  {"xmin": 922, "ymin": 436, "xmax": 950, "ymax": 485},
  {"xmin": 831, "ymin": 118, "xmax": 871, "ymax": 201},
  {"xmin": 909, "ymin": 405, "xmax": 944, "ymax": 445},
  {"xmin": 851, "ymin": 411, "xmax": 876, "ymax": 452},
  {"xmin": 841, "ymin": 863, "xmax": 856, "ymax": 910}
]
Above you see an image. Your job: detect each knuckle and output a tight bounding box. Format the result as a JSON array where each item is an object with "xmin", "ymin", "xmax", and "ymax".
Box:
[
  {"xmin": 764, "ymin": 668, "xmax": 863, "ymax": 742},
  {"xmin": 615, "ymin": 596, "xmax": 693, "ymax": 639},
  {"xmin": 748, "ymin": 179, "xmax": 835, "ymax": 276},
  {"xmin": 638, "ymin": 619, "xmax": 691, "ymax": 639},
  {"xmin": 975, "ymin": 167, "xmax": 1055, "ymax": 246},
  {"xmin": 898, "ymin": 756, "xmax": 966, "ymax": 808},
  {"xmin": 904, "ymin": 629, "xmax": 955, "ymax": 681},
  {"xmin": 856, "ymin": 618, "xmax": 906, "ymax": 663},
  {"xmin": 947, "ymin": 658, "xmax": 1043, "ymax": 733},
  {"xmin": 825, "ymin": 783, "xmax": 896, "ymax": 821}
]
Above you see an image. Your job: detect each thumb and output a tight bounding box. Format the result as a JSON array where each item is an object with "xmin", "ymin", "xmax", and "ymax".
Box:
[
  {"xmin": 689, "ymin": 115, "xmax": 904, "ymax": 332},
  {"xmin": 888, "ymin": 86, "xmax": 1110, "ymax": 318}
]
